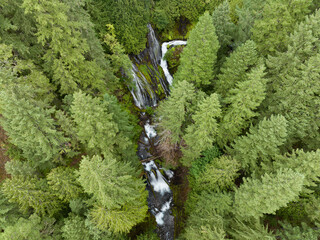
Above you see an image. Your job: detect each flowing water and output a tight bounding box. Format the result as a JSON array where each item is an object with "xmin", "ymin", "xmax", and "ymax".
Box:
[{"xmin": 130, "ymin": 24, "xmax": 187, "ymax": 240}]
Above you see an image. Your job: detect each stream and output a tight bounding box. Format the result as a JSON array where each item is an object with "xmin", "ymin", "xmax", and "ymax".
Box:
[{"xmin": 130, "ymin": 25, "xmax": 186, "ymax": 240}]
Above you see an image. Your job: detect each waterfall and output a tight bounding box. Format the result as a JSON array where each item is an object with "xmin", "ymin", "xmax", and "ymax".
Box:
[
  {"xmin": 160, "ymin": 40, "xmax": 187, "ymax": 85},
  {"xmin": 129, "ymin": 24, "xmax": 188, "ymax": 240}
]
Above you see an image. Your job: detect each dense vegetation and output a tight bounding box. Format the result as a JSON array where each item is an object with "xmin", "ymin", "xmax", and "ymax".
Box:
[{"xmin": 0, "ymin": 0, "xmax": 320, "ymax": 239}]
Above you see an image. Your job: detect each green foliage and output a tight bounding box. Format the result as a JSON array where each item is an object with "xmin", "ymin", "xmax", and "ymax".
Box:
[
  {"xmin": 194, "ymin": 155, "xmax": 240, "ymax": 192},
  {"xmin": 189, "ymin": 145, "xmax": 222, "ymax": 179},
  {"xmin": 0, "ymin": 192, "xmax": 22, "ymax": 232},
  {"xmin": 234, "ymin": 168, "xmax": 304, "ymax": 218},
  {"xmin": 0, "ymin": 214, "xmax": 43, "ymax": 240},
  {"xmin": 152, "ymin": 0, "xmax": 179, "ymax": 31},
  {"xmin": 265, "ymin": 9, "xmax": 320, "ymax": 149},
  {"xmin": 47, "ymin": 167, "xmax": 82, "ymax": 202},
  {"xmin": 217, "ymin": 64, "xmax": 267, "ymax": 147},
  {"xmin": 5, "ymin": 160, "xmax": 37, "ymax": 177},
  {"xmin": 229, "ymin": 115, "xmax": 288, "ymax": 173},
  {"xmin": 181, "ymin": 93, "xmax": 221, "ymax": 166},
  {"xmin": 174, "ymin": 12, "xmax": 220, "ymax": 88},
  {"xmin": 273, "ymin": 149, "xmax": 320, "ymax": 191},
  {"xmin": 22, "ymin": 0, "xmax": 116, "ymax": 95},
  {"xmin": 78, "ymin": 155, "xmax": 148, "ymax": 233},
  {"xmin": 137, "ymin": 229, "xmax": 160, "ymax": 240},
  {"xmin": 277, "ymin": 222, "xmax": 320, "ymax": 240},
  {"xmin": 87, "ymin": 0, "xmax": 151, "ymax": 54},
  {"xmin": 156, "ymin": 80, "xmax": 198, "ymax": 144},
  {"xmin": 71, "ymin": 91, "xmax": 138, "ymax": 161},
  {"xmin": 229, "ymin": 218, "xmax": 275, "ymax": 240},
  {"xmin": 183, "ymin": 191, "xmax": 230, "ymax": 239},
  {"xmin": 2, "ymin": 176, "xmax": 62, "ymax": 216},
  {"xmin": 61, "ymin": 214, "xmax": 91, "ymax": 240},
  {"xmin": 252, "ymin": 0, "xmax": 312, "ymax": 56},
  {"xmin": 212, "ymin": 1, "xmax": 236, "ymax": 56},
  {"xmin": 216, "ymin": 40, "xmax": 259, "ymax": 97},
  {"xmin": 0, "ymin": 85, "xmax": 68, "ymax": 168}
]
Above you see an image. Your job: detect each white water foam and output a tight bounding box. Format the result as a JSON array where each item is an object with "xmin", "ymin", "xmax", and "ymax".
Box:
[{"xmin": 160, "ymin": 40, "xmax": 187, "ymax": 85}]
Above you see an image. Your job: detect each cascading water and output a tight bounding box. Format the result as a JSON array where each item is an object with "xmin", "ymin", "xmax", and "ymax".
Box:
[{"xmin": 129, "ymin": 24, "xmax": 187, "ymax": 240}]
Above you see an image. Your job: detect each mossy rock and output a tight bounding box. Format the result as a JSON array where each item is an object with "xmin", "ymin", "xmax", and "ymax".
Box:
[{"xmin": 164, "ymin": 45, "xmax": 185, "ymax": 74}]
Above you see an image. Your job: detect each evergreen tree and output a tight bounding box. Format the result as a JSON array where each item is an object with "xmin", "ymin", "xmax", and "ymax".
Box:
[
  {"xmin": 0, "ymin": 85, "xmax": 68, "ymax": 168},
  {"xmin": 234, "ymin": 168, "xmax": 304, "ymax": 218},
  {"xmin": 212, "ymin": 1, "xmax": 236, "ymax": 59},
  {"xmin": 5, "ymin": 160, "xmax": 37, "ymax": 178},
  {"xmin": 156, "ymin": 81, "xmax": 199, "ymax": 144},
  {"xmin": 174, "ymin": 12, "xmax": 220, "ymax": 88},
  {"xmin": 0, "ymin": 192, "xmax": 22, "ymax": 232},
  {"xmin": 47, "ymin": 167, "xmax": 82, "ymax": 202},
  {"xmin": 234, "ymin": 0, "xmax": 266, "ymax": 45},
  {"xmin": 252, "ymin": 0, "xmax": 312, "ymax": 56},
  {"xmin": 229, "ymin": 218, "xmax": 275, "ymax": 240},
  {"xmin": 181, "ymin": 93, "xmax": 221, "ymax": 166},
  {"xmin": 229, "ymin": 115, "xmax": 288, "ymax": 173},
  {"xmin": 215, "ymin": 40, "xmax": 259, "ymax": 97},
  {"xmin": 265, "ymin": 9, "xmax": 320, "ymax": 149},
  {"xmin": 61, "ymin": 214, "xmax": 91, "ymax": 240},
  {"xmin": 194, "ymin": 155, "xmax": 240, "ymax": 192},
  {"xmin": 0, "ymin": 214, "xmax": 43, "ymax": 240},
  {"xmin": 277, "ymin": 222, "xmax": 320, "ymax": 240},
  {"xmin": 78, "ymin": 155, "xmax": 148, "ymax": 233},
  {"xmin": 22, "ymin": 0, "xmax": 116, "ymax": 95},
  {"xmin": 217, "ymin": 64, "xmax": 267, "ymax": 147},
  {"xmin": 71, "ymin": 91, "xmax": 137, "ymax": 161},
  {"xmin": 2, "ymin": 177, "xmax": 62, "ymax": 216},
  {"xmin": 273, "ymin": 149, "xmax": 320, "ymax": 191}
]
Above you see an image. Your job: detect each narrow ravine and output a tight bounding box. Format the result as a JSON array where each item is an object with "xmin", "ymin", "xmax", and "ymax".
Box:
[{"xmin": 130, "ymin": 24, "xmax": 187, "ymax": 240}]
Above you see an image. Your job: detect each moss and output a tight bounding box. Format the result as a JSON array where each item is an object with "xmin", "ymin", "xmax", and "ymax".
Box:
[{"xmin": 164, "ymin": 45, "xmax": 185, "ymax": 74}]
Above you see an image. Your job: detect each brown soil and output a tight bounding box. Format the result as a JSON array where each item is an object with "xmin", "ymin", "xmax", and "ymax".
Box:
[{"xmin": 0, "ymin": 125, "xmax": 10, "ymax": 181}]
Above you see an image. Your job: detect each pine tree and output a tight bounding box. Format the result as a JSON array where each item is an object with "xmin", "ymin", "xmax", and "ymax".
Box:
[
  {"xmin": 273, "ymin": 149, "xmax": 320, "ymax": 191},
  {"xmin": 78, "ymin": 155, "xmax": 148, "ymax": 233},
  {"xmin": 277, "ymin": 222, "xmax": 320, "ymax": 240},
  {"xmin": 234, "ymin": 0, "xmax": 266, "ymax": 45},
  {"xmin": 71, "ymin": 91, "xmax": 137, "ymax": 161},
  {"xmin": 265, "ymin": 9, "xmax": 320, "ymax": 149},
  {"xmin": 0, "ymin": 85, "xmax": 68, "ymax": 168},
  {"xmin": 194, "ymin": 155, "xmax": 240, "ymax": 192},
  {"xmin": 229, "ymin": 218, "xmax": 275, "ymax": 240},
  {"xmin": 215, "ymin": 40, "xmax": 259, "ymax": 97},
  {"xmin": 217, "ymin": 64, "xmax": 267, "ymax": 147},
  {"xmin": 2, "ymin": 177, "xmax": 62, "ymax": 216},
  {"xmin": 61, "ymin": 214, "xmax": 91, "ymax": 240},
  {"xmin": 47, "ymin": 167, "xmax": 82, "ymax": 202},
  {"xmin": 251, "ymin": 0, "xmax": 312, "ymax": 56},
  {"xmin": 212, "ymin": 1, "xmax": 236, "ymax": 55},
  {"xmin": 0, "ymin": 214, "xmax": 42, "ymax": 240},
  {"xmin": 234, "ymin": 168, "xmax": 304, "ymax": 218},
  {"xmin": 156, "ymin": 80, "xmax": 199, "ymax": 144},
  {"xmin": 0, "ymin": 192, "xmax": 22, "ymax": 232},
  {"xmin": 174, "ymin": 12, "xmax": 220, "ymax": 88},
  {"xmin": 22, "ymin": 0, "xmax": 116, "ymax": 95},
  {"xmin": 229, "ymin": 115, "xmax": 288, "ymax": 173},
  {"xmin": 181, "ymin": 93, "xmax": 221, "ymax": 166},
  {"xmin": 4, "ymin": 160, "xmax": 37, "ymax": 178}
]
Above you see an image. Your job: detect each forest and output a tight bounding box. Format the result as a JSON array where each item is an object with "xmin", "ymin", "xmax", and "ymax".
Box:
[{"xmin": 0, "ymin": 0, "xmax": 320, "ymax": 239}]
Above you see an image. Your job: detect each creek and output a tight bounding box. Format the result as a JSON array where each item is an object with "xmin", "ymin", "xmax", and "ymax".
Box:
[{"xmin": 130, "ymin": 24, "xmax": 186, "ymax": 240}]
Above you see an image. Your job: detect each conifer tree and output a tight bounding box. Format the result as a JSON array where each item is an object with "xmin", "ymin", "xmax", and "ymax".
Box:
[
  {"xmin": 181, "ymin": 93, "xmax": 221, "ymax": 166},
  {"xmin": 47, "ymin": 167, "xmax": 82, "ymax": 202},
  {"xmin": 0, "ymin": 86, "xmax": 68, "ymax": 168},
  {"xmin": 212, "ymin": 1, "xmax": 236, "ymax": 55},
  {"xmin": 194, "ymin": 155, "xmax": 240, "ymax": 192},
  {"xmin": 215, "ymin": 40, "xmax": 259, "ymax": 97},
  {"xmin": 2, "ymin": 177, "xmax": 62, "ymax": 216},
  {"xmin": 217, "ymin": 64, "xmax": 267, "ymax": 147},
  {"xmin": 61, "ymin": 214, "xmax": 91, "ymax": 240},
  {"xmin": 174, "ymin": 12, "xmax": 220, "ymax": 88},
  {"xmin": 78, "ymin": 155, "xmax": 148, "ymax": 233},
  {"xmin": 4, "ymin": 160, "xmax": 37, "ymax": 178},
  {"xmin": 22, "ymin": 0, "xmax": 116, "ymax": 95},
  {"xmin": 156, "ymin": 81, "xmax": 199, "ymax": 144},
  {"xmin": 0, "ymin": 192, "xmax": 22, "ymax": 232},
  {"xmin": 71, "ymin": 91, "xmax": 137, "ymax": 161},
  {"xmin": 0, "ymin": 214, "xmax": 42, "ymax": 240},
  {"xmin": 251, "ymin": 0, "xmax": 312, "ymax": 56},
  {"xmin": 234, "ymin": 168, "xmax": 304, "ymax": 218},
  {"xmin": 265, "ymin": 9, "xmax": 320, "ymax": 149},
  {"xmin": 229, "ymin": 115, "xmax": 288, "ymax": 173},
  {"xmin": 230, "ymin": 218, "xmax": 275, "ymax": 240},
  {"xmin": 277, "ymin": 222, "xmax": 320, "ymax": 240},
  {"xmin": 273, "ymin": 149, "xmax": 320, "ymax": 191}
]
